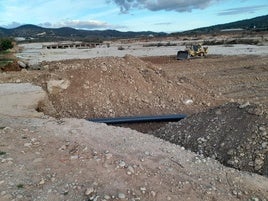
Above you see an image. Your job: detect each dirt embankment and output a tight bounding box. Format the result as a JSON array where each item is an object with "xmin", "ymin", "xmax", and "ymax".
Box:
[{"xmin": 152, "ymin": 102, "xmax": 268, "ymax": 176}]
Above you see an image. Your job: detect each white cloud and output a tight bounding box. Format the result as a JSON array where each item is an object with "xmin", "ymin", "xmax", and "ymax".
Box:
[
  {"xmin": 108, "ymin": 0, "xmax": 221, "ymax": 13},
  {"xmin": 0, "ymin": 0, "xmax": 120, "ymax": 30},
  {"xmin": 218, "ymin": 5, "xmax": 268, "ymax": 15},
  {"xmin": 1, "ymin": 22, "xmax": 23, "ymax": 28},
  {"xmin": 0, "ymin": 0, "xmax": 109, "ymax": 25},
  {"xmin": 1, "ymin": 19, "xmax": 122, "ymax": 30},
  {"xmin": 39, "ymin": 20, "xmax": 111, "ymax": 29}
]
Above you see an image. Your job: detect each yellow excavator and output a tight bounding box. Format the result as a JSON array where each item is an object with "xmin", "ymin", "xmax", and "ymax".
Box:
[{"xmin": 177, "ymin": 44, "xmax": 208, "ymax": 60}]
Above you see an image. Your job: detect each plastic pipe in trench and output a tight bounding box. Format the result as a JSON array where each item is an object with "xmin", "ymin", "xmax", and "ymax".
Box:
[{"xmin": 87, "ymin": 114, "xmax": 187, "ymax": 124}]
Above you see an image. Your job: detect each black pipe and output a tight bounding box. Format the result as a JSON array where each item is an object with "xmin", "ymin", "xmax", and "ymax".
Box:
[{"xmin": 87, "ymin": 114, "xmax": 187, "ymax": 124}]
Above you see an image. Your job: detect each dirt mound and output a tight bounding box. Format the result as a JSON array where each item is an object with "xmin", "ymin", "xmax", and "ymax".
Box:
[
  {"xmin": 151, "ymin": 102, "xmax": 268, "ymax": 175},
  {"xmin": 0, "ymin": 61, "xmax": 21, "ymax": 72},
  {"xmin": 38, "ymin": 55, "xmax": 218, "ymax": 119}
]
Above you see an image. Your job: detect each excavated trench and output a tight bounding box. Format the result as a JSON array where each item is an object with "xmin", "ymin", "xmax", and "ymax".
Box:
[
  {"xmin": 34, "ymin": 55, "xmax": 268, "ymax": 177},
  {"xmin": 38, "ymin": 92, "xmax": 268, "ymax": 177},
  {"xmin": 41, "ymin": 99, "xmax": 268, "ymax": 178}
]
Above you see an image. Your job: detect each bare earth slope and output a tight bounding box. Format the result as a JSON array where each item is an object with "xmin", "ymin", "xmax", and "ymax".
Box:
[
  {"xmin": 152, "ymin": 102, "xmax": 268, "ymax": 175},
  {"xmin": 38, "ymin": 55, "xmax": 219, "ymax": 119},
  {"xmin": 0, "ymin": 83, "xmax": 268, "ymax": 201}
]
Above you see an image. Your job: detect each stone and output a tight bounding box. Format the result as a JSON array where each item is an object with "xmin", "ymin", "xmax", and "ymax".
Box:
[
  {"xmin": 254, "ymin": 158, "xmax": 263, "ymax": 166},
  {"xmin": 183, "ymin": 99, "xmax": 193, "ymax": 105},
  {"xmin": 104, "ymin": 195, "xmax": 111, "ymax": 199},
  {"xmin": 17, "ymin": 60, "xmax": 27, "ymax": 68},
  {"xmin": 119, "ymin": 160, "xmax": 126, "ymax": 168},
  {"xmin": 140, "ymin": 187, "xmax": 146, "ymax": 191},
  {"xmin": 85, "ymin": 187, "xmax": 95, "ymax": 196},
  {"xmin": 150, "ymin": 191, "xmax": 156, "ymax": 197},
  {"xmin": 118, "ymin": 193, "xmax": 126, "ymax": 199},
  {"xmin": 232, "ymin": 190, "xmax": 237, "ymax": 196},
  {"xmin": 47, "ymin": 79, "xmax": 70, "ymax": 94},
  {"xmin": 239, "ymin": 101, "xmax": 250, "ymax": 109},
  {"xmin": 250, "ymin": 197, "xmax": 260, "ymax": 201},
  {"xmin": 259, "ymin": 126, "xmax": 266, "ymax": 132},
  {"xmin": 39, "ymin": 178, "xmax": 45, "ymax": 185},
  {"xmin": 127, "ymin": 166, "xmax": 135, "ymax": 174},
  {"xmin": 262, "ymin": 142, "xmax": 268, "ymax": 149},
  {"xmin": 70, "ymin": 155, "xmax": 79, "ymax": 160},
  {"xmin": 140, "ymin": 187, "xmax": 146, "ymax": 194},
  {"xmin": 145, "ymin": 151, "xmax": 150, "ymax": 155},
  {"xmin": 24, "ymin": 142, "xmax": 32, "ymax": 147},
  {"xmin": 93, "ymin": 195, "xmax": 100, "ymax": 201}
]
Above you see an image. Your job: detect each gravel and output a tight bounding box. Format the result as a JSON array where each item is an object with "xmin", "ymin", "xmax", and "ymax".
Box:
[{"xmin": 151, "ymin": 102, "xmax": 268, "ymax": 176}]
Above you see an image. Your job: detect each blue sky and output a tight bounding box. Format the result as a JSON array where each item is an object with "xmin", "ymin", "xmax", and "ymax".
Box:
[{"xmin": 0, "ymin": 0, "xmax": 267, "ymax": 32}]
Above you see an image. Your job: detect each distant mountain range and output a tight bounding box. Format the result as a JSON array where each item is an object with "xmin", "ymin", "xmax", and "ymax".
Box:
[
  {"xmin": 0, "ymin": 24, "xmax": 166, "ymax": 42},
  {"xmin": 0, "ymin": 14, "xmax": 267, "ymax": 41},
  {"xmin": 181, "ymin": 14, "xmax": 268, "ymax": 34}
]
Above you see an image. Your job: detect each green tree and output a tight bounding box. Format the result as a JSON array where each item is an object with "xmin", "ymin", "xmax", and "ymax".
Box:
[{"xmin": 0, "ymin": 38, "xmax": 13, "ymax": 51}]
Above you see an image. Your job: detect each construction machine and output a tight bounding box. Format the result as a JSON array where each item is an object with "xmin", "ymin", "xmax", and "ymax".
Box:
[{"xmin": 177, "ymin": 44, "xmax": 208, "ymax": 60}]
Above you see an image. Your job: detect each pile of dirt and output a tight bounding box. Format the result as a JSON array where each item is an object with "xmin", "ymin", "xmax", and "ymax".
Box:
[
  {"xmin": 37, "ymin": 55, "xmax": 220, "ymax": 119},
  {"xmin": 0, "ymin": 61, "xmax": 21, "ymax": 72},
  {"xmin": 151, "ymin": 102, "xmax": 268, "ymax": 175}
]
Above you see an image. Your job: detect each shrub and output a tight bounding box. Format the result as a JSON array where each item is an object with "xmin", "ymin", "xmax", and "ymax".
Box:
[{"xmin": 0, "ymin": 38, "xmax": 13, "ymax": 51}]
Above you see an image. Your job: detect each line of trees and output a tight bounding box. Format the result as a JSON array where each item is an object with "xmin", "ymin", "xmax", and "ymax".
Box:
[{"xmin": 0, "ymin": 38, "xmax": 13, "ymax": 51}]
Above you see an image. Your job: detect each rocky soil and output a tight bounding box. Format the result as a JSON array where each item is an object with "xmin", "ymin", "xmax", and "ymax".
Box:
[
  {"xmin": 2, "ymin": 116, "xmax": 268, "ymax": 201},
  {"xmin": 38, "ymin": 55, "xmax": 221, "ymax": 119},
  {"xmin": 0, "ymin": 84, "xmax": 268, "ymax": 201},
  {"xmin": 2, "ymin": 54, "xmax": 268, "ymax": 121},
  {"xmin": 0, "ymin": 45, "xmax": 268, "ymax": 200},
  {"xmin": 151, "ymin": 102, "xmax": 268, "ymax": 175}
]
